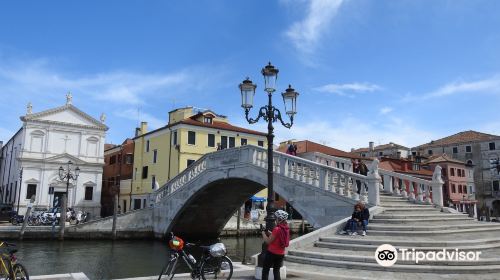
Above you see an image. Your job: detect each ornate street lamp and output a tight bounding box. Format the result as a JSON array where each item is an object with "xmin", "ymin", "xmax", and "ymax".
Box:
[
  {"xmin": 58, "ymin": 160, "xmax": 80, "ymax": 240},
  {"xmin": 239, "ymin": 62, "xmax": 299, "ymax": 232}
]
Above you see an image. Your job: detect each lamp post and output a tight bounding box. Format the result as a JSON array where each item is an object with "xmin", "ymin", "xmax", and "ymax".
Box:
[
  {"xmin": 16, "ymin": 168, "xmax": 23, "ymax": 215},
  {"xmin": 239, "ymin": 62, "xmax": 299, "ymax": 232},
  {"xmin": 58, "ymin": 160, "xmax": 80, "ymax": 240}
]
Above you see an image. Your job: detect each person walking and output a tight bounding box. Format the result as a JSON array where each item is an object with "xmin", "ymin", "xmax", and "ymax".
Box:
[{"xmin": 261, "ymin": 210, "xmax": 290, "ymax": 280}]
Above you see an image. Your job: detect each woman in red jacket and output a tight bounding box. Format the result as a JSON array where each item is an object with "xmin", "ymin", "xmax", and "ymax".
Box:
[{"xmin": 261, "ymin": 210, "xmax": 290, "ymax": 280}]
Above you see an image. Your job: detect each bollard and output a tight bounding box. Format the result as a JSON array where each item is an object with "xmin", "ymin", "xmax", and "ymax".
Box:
[
  {"xmin": 112, "ymin": 194, "xmax": 118, "ymax": 240},
  {"xmin": 236, "ymin": 208, "xmax": 241, "ymax": 237},
  {"xmin": 242, "ymin": 230, "xmax": 247, "ymax": 264}
]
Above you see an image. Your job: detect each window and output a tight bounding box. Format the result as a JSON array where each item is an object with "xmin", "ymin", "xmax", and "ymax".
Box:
[
  {"xmin": 463, "ymin": 185, "xmax": 467, "ymax": 194},
  {"xmin": 458, "ymin": 185, "xmax": 463, "ymax": 193},
  {"xmin": 466, "ymin": 146, "xmax": 472, "ymax": 153},
  {"xmin": 208, "ymin": 134, "xmax": 215, "ymax": 147},
  {"xmin": 378, "ymin": 151, "xmax": 383, "ymax": 156},
  {"xmin": 152, "ymin": 175, "xmax": 156, "ymax": 190},
  {"xmin": 412, "ymin": 151, "xmax": 417, "ymax": 156},
  {"xmin": 84, "ymin": 187, "xmax": 93, "ymax": 200},
  {"xmin": 469, "ymin": 186, "xmax": 473, "ymax": 194},
  {"xmin": 188, "ymin": 131, "xmax": 196, "ymax": 145},
  {"xmin": 172, "ymin": 131, "xmax": 178, "ymax": 145},
  {"xmin": 109, "ymin": 155, "xmax": 116, "ymax": 165},
  {"xmin": 241, "ymin": 138, "xmax": 247, "ymax": 146},
  {"xmin": 341, "ymin": 163, "xmax": 345, "ymax": 170},
  {"xmin": 204, "ymin": 117, "xmax": 213, "ymax": 124},
  {"xmin": 146, "ymin": 140, "xmax": 150, "ymax": 152},
  {"xmin": 493, "ymin": 181, "xmax": 500, "ymax": 192},
  {"xmin": 451, "ymin": 184, "xmax": 456, "ymax": 193},
  {"xmin": 187, "ymin": 159, "xmax": 195, "ymax": 166},
  {"xmin": 26, "ymin": 184, "xmax": 36, "ymax": 199},
  {"xmin": 361, "ymin": 153, "xmax": 366, "ymax": 157},
  {"xmin": 450, "ymin": 168, "xmax": 455, "ymax": 176},
  {"xmin": 428, "ymin": 149, "xmax": 433, "ymax": 155},
  {"xmin": 466, "ymin": 160, "xmax": 473, "ymax": 166},
  {"xmin": 125, "ymin": 154, "xmax": 133, "ymax": 164},
  {"xmin": 123, "ymin": 200, "xmax": 127, "ymax": 213},
  {"xmin": 336, "ymin": 162, "xmax": 340, "ymax": 168},
  {"xmin": 258, "ymin": 140, "xmax": 264, "ymax": 147},
  {"xmin": 452, "ymin": 147, "xmax": 458, "ymax": 154},
  {"xmin": 153, "ymin": 149, "xmax": 158, "ymax": 163},
  {"xmin": 142, "ymin": 166, "xmax": 148, "ymax": 179},
  {"xmin": 229, "ymin": 137, "xmax": 235, "ymax": 148},
  {"xmin": 133, "ymin": 199, "xmax": 141, "ymax": 210},
  {"xmin": 221, "ymin": 136, "xmax": 228, "ymax": 149},
  {"xmin": 117, "ymin": 154, "xmax": 122, "ymax": 163},
  {"xmin": 489, "ymin": 142, "xmax": 496, "ymax": 150}
]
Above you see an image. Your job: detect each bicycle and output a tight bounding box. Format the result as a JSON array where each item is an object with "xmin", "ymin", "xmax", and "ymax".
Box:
[
  {"xmin": 0, "ymin": 242, "xmax": 29, "ymax": 280},
  {"xmin": 158, "ymin": 233, "xmax": 233, "ymax": 280}
]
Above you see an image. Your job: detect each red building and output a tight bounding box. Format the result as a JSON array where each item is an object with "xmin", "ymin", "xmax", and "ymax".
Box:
[
  {"xmin": 101, "ymin": 139, "xmax": 134, "ymax": 217},
  {"xmin": 424, "ymin": 154, "xmax": 476, "ymax": 215}
]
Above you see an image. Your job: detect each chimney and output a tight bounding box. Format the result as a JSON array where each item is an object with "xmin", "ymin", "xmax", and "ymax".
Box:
[
  {"xmin": 136, "ymin": 122, "xmax": 148, "ymax": 136},
  {"xmin": 369, "ymin": 141, "xmax": 374, "ymax": 157}
]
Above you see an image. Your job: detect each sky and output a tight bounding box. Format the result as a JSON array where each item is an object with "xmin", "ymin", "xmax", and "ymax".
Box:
[{"xmin": 1, "ymin": 0, "xmax": 500, "ymax": 151}]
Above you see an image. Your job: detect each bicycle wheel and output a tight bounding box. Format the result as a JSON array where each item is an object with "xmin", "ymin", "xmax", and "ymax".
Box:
[
  {"xmin": 11, "ymin": 263, "xmax": 29, "ymax": 280},
  {"xmin": 201, "ymin": 256, "xmax": 233, "ymax": 280},
  {"xmin": 157, "ymin": 257, "xmax": 178, "ymax": 280}
]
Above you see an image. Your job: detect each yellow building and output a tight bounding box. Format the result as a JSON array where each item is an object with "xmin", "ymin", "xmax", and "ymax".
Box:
[{"xmin": 130, "ymin": 107, "xmax": 267, "ymax": 210}]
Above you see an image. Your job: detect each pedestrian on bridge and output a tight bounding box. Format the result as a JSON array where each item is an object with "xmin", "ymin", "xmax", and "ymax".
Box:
[{"xmin": 261, "ymin": 210, "xmax": 290, "ymax": 280}]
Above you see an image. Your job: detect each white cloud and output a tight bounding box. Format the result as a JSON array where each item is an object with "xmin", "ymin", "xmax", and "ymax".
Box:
[
  {"xmin": 427, "ymin": 75, "xmax": 500, "ymax": 98},
  {"xmin": 270, "ymin": 116, "xmax": 435, "ymax": 151},
  {"xmin": 403, "ymin": 75, "xmax": 500, "ymax": 102},
  {"xmin": 314, "ymin": 82, "xmax": 382, "ymax": 96},
  {"xmin": 114, "ymin": 109, "xmax": 165, "ymax": 130},
  {"xmin": 0, "ymin": 60, "xmax": 188, "ymax": 105},
  {"xmin": 379, "ymin": 107, "xmax": 393, "ymax": 115},
  {"xmin": 285, "ymin": 0, "xmax": 345, "ymax": 54}
]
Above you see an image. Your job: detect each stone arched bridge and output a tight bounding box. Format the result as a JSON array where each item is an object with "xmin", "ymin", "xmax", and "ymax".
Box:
[{"xmin": 71, "ymin": 145, "xmax": 444, "ymax": 239}]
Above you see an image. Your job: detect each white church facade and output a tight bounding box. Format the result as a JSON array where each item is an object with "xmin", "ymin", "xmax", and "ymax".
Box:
[{"xmin": 0, "ymin": 94, "xmax": 108, "ymax": 218}]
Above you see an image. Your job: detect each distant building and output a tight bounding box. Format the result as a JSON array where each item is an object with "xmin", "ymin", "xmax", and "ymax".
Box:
[
  {"xmin": 101, "ymin": 139, "xmax": 134, "ymax": 216},
  {"xmin": 424, "ymin": 154, "xmax": 476, "ymax": 216},
  {"xmin": 277, "ymin": 140, "xmax": 363, "ymax": 172},
  {"xmin": 352, "ymin": 142, "xmax": 410, "ymax": 159},
  {"xmin": 413, "ymin": 130, "xmax": 500, "ymax": 219},
  {"xmin": 0, "ymin": 94, "xmax": 107, "ymax": 218},
  {"xmin": 379, "ymin": 157, "xmax": 433, "ymax": 180},
  {"xmin": 130, "ymin": 107, "xmax": 267, "ymax": 211}
]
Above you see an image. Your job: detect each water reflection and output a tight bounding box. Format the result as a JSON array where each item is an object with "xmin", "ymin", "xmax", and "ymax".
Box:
[{"xmin": 16, "ymin": 235, "xmax": 266, "ymax": 279}]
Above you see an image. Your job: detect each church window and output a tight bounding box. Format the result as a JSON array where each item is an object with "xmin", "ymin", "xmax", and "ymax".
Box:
[
  {"xmin": 26, "ymin": 184, "xmax": 37, "ymax": 200},
  {"xmin": 85, "ymin": 187, "xmax": 93, "ymax": 200}
]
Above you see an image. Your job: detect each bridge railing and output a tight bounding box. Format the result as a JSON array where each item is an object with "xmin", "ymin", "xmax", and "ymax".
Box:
[
  {"xmin": 150, "ymin": 145, "xmax": 444, "ymax": 207},
  {"xmin": 288, "ymin": 152, "xmax": 443, "ymax": 206}
]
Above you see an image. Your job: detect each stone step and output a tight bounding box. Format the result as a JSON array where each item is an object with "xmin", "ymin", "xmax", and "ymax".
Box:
[
  {"xmin": 382, "ymin": 207, "xmax": 440, "ymax": 212},
  {"xmin": 374, "ymin": 213, "xmax": 465, "ymax": 219},
  {"xmin": 380, "ymin": 204, "xmax": 436, "ymax": 208},
  {"xmin": 285, "ymin": 254, "xmax": 500, "ymax": 273},
  {"xmin": 367, "ymin": 223, "xmax": 497, "ymax": 231},
  {"xmin": 314, "ymin": 240, "xmax": 500, "ymax": 253},
  {"xmin": 319, "ymin": 236, "xmax": 500, "ymax": 248},
  {"xmin": 370, "ymin": 217, "xmax": 475, "ymax": 224},
  {"xmin": 367, "ymin": 225, "xmax": 500, "ymax": 236},
  {"xmin": 284, "ymin": 260, "xmax": 500, "ymax": 280},
  {"xmin": 287, "ymin": 249, "xmax": 500, "ymax": 266}
]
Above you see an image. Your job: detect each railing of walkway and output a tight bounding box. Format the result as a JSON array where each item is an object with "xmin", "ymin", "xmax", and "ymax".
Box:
[{"xmin": 150, "ymin": 145, "xmax": 444, "ymax": 207}]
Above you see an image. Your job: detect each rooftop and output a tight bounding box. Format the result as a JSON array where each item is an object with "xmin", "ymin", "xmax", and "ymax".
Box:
[
  {"xmin": 415, "ymin": 130, "xmax": 500, "ymax": 149},
  {"xmin": 352, "ymin": 142, "xmax": 409, "ymax": 153}
]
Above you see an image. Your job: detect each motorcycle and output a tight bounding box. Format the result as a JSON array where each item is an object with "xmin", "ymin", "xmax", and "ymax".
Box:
[
  {"xmin": 10, "ymin": 214, "xmax": 24, "ymax": 226},
  {"xmin": 69, "ymin": 210, "xmax": 88, "ymax": 225}
]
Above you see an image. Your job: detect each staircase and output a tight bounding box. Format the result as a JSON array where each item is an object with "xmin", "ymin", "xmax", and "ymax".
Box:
[{"xmin": 285, "ymin": 192, "xmax": 500, "ymax": 279}]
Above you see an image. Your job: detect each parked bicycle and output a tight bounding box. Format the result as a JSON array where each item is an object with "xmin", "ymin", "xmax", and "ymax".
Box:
[
  {"xmin": 0, "ymin": 241, "xmax": 29, "ymax": 280},
  {"xmin": 158, "ymin": 233, "xmax": 233, "ymax": 280}
]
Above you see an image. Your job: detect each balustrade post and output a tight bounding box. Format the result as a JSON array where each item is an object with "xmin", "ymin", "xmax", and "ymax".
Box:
[
  {"xmin": 319, "ymin": 168, "xmax": 327, "ymax": 190},
  {"xmin": 383, "ymin": 174, "xmax": 393, "ymax": 193},
  {"xmin": 367, "ymin": 159, "xmax": 381, "ymax": 206},
  {"xmin": 401, "ymin": 180, "xmax": 408, "ymax": 199},
  {"xmin": 431, "ymin": 165, "xmax": 444, "ymax": 207},
  {"xmin": 408, "ymin": 182, "xmax": 416, "ymax": 202},
  {"xmin": 417, "ymin": 184, "xmax": 424, "ymax": 203},
  {"xmin": 351, "ymin": 177, "xmax": 360, "ymax": 201}
]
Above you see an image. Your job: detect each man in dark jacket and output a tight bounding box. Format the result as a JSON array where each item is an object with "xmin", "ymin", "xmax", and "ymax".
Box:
[{"xmin": 360, "ymin": 203, "xmax": 370, "ymax": 236}]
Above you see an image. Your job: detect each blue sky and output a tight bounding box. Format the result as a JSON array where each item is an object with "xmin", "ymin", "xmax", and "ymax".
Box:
[{"xmin": 1, "ymin": 0, "xmax": 500, "ymax": 150}]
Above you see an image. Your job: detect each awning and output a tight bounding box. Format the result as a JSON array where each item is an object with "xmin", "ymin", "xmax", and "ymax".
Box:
[{"xmin": 251, "ymin": 196, "xmax": 266, "ymax": 202}]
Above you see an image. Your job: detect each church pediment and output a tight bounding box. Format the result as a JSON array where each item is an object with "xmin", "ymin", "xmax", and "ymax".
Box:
[
  {"xmin": 21, "ymin": 104, "xmax": 108, "ymax": 131},
  {"xmin": 44, "ymin": 153, "xmax": 86, "ymax": 165}
]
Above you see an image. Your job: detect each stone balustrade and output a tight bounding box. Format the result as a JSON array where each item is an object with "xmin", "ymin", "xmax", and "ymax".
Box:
[{"xmin": 150, "ymin": 145, "xmax": 444, "ymax": 208}]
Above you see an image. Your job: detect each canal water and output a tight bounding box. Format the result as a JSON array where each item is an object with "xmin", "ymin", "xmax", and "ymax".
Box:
[{"xmin": 15, "ymin": 236, "xmax": 269, "ymax": 279}]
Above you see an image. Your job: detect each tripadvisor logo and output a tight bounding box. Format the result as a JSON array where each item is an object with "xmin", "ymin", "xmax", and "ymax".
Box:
[{"xmin": 375, "ymin": 244, "xmax": 482, "ymax": 267}]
